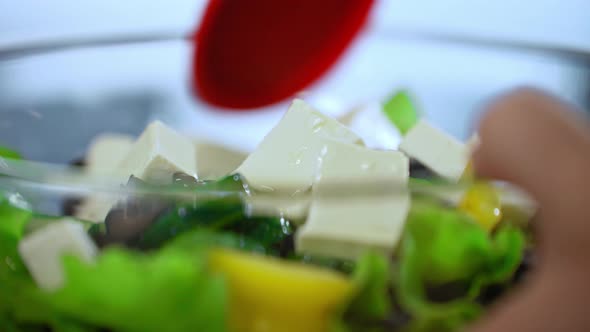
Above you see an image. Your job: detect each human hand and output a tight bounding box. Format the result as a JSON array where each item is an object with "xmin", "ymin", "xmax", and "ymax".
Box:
[{"xmin": 470, "ymin": 88, "xmax": 590, "ymax": 331}]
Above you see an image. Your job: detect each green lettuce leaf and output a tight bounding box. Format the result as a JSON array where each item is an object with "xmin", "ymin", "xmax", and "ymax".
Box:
[
  {"xmin": 0, "ymin": 192, "xmax": 51, "ymax": 330},
  {"xmin": 0, "ymin": 193, "xmax": 32, "ymax": 242},
  {"xmin": 164, "ymin": 228, "xmax": 267, "ymax": 254},
  {"xmin": 48, "ymin": 247, "xmax": 227, "ymax": 332},
  {"xmin": 395, "ymin": 200, "xmax": 525, "ymax": 331},
  {"xmin": 135, "ymin": 174, "xmax": 294, "ymax": 253},
  {"xmin": 382, "ymin": 91, "xmax": 420, "ymax": 135},
  {"xmin": 0, "ymin": 146, "xmax": 22, "ymax": 160},
  {"xmin": 347, "ymin": 252, "xmax": 391, "ymax": 320}
]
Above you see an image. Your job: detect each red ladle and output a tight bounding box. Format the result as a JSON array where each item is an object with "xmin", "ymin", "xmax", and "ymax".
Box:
[{"xmin": 193, "ymin": 0, "xmax": 375, "ymax": 110}]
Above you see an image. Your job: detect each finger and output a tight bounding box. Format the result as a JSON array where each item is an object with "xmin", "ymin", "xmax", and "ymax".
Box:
[
  {"xmin": 472, "ymin": 87, "xmax": 590, "ymax": 260},
  {"xmin": 469, "ymin": 269, "xmax": 590, "ymax": 332}
]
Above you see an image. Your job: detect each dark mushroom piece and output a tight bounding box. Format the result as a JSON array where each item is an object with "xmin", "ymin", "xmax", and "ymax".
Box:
[
  {"xmin": 62, "ymin": 157, "xmax": 86, "ymax": 216},
  {"xmin": 96, "ymin": 176, "xmax": 172, "ymax": 247},
  {"xmin": 409, "ymin": 159, "xmax": 434, "ymax": 179}
]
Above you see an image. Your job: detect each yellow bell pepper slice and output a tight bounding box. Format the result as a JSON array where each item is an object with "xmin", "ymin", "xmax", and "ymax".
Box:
[
  {"xmin": 209, "ymin": 249, "xmax": 354, "ymax": 332},
  {"xmin": 458, "ymin": 181, "xmax": 502, "ymax": 232}
]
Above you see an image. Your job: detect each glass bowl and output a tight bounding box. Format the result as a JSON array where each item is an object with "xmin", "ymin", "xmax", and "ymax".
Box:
[{"xmin": 0, "ymin": 30, "xmax": 582, "ymax": 332}]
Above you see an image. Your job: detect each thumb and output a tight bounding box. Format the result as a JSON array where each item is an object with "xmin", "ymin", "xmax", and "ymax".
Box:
[
  {"xmin": 469, "ymin": 88, "xmax": 590, "ymax": 332},
  {"xmin": 473, "ymin": 87, "xmax": 590, "ymax": 262}
]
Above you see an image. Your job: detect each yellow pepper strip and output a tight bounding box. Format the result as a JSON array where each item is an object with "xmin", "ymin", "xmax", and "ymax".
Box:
[
  {"xmin": 209, "ymin": 249, "xmax": 354, "ymax": 332},
  {"xmin": 460, "ymin": 160, "xmax": 475, "ymax": 182},
  {"xmin": 458, "ymin": 181, "xmax": 503, "ymax": 232}
]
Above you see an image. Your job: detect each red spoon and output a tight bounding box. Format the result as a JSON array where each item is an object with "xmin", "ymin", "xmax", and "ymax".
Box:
[{"xmin": 193, "ymin": 0, "xmax": 375, "ymax": 110}]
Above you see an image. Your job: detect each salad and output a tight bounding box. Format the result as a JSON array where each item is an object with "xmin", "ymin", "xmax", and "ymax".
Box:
[{"xmin": 0, "ymin": 92, "xmax": 536, "ymax": 332}]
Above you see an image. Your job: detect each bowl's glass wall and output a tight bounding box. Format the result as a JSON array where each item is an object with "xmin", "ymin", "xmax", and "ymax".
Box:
[{"xmin": 0, "ymin": 33, "xmax": 589, "ymax": 164}]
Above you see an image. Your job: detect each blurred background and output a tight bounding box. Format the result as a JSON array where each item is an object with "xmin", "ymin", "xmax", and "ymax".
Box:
[{"xmin": 0, "ymin": 0, "xmax": 589, "ymax": 163}]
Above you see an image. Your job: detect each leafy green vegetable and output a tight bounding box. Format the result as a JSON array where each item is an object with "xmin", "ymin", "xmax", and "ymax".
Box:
[
  {"xmin": 293, "ymin": 254, "xmax": 356, "ymax": 274},
  {"xmin": 0, "ymin": 146, "xmax": 22, "ymax": 160},
  {"xmin": 48, "ymin": 248, "xmax": 227, "ymax": 332},
  {"xmin": 395, "ymin": 200, "xmax": 525, "ymax": 331},
  {"xmin": 0, "ymin": 192, "xmax": 49, "ymax": 331},
  {"xmin": 347, "ymin": 252, "xmax": 391, "ymax": 320},
  {"xmin": 165, "ymin": 229, "xmax": 268, "ymax": 254},
  {"xmin": 136, "ymin": 174, "xmax": 295, "ymax": 253},
  {"xmin": 135, "ymin": 196, "xmax": 244, "ymax": 248},
  {"xmin": 0, "ymin": 187, "xmax": 228, "ymax": 332},
  {"xmin": 382, "ymin": 90, "xmax": 419, "ymax": 135},
  {"xmin": 0, "ymin": 193, "xmax": 32, "ymax": 243}
]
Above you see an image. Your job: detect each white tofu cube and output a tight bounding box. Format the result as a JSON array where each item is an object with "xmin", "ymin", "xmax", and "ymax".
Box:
[
  {"xmin": 236, "ymin": 99, "xmax": 362, "ymax": 193},
  {"xmin": 296, "ymin": 141, "xmax": 410, "ymax": 260},
  {"xmin": 344, "ymin": 102, "xmax": 402, "ymax": 150},
  {"xmin": 194, "ymin": 141, "xmax": 247, "ymax": 180},
  {"xmin": 75, "ymin": 194, "xmax": 121, "ymax": 224},
  {"xmin": 399, "ymin": 120, "xmax": 470, "ymax": 182},
  {"xmin": 75, "ymin": 134, "xmax": 135, "ymax": 222},
  {"xmin": 244, "ymin": 194, "xmax": 311, "ymax": 224},
  {"xmin": 296, "ymin": 195, "xmax": 410, "ymax": 260},
  {"xmin": 86, "ymin": 134, "xmax": 135, "ymax": 173},
  {"xmin": 118, "ymin": 121, "xmax": 197, "ymax": 184},
  {"xmin": 315, "ymin": 140, "xmax": 408, "ymax": 188},
  {"xmin": 18, "ymin": 220, "xmax": 98, "ymax": 291}
]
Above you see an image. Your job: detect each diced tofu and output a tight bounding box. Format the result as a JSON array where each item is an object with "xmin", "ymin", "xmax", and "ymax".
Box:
[
  {"xmin": 297, "ymin": 195, "xmax": 410, "ymax": 260},
  {"xmin": 315, "ymin": 140, "xmax": 408, "ymax": 188},
  {"xmin": 86, "ymin": 134, "xmax": 135, "ymax": 173},
  {"xmin": 466, "ymin": 133, "xmax": 481, "ymax": 153},
  {"xmin": 399, "ymin": 120, "xmax": 470, "ymax": 182},
  {"xmin": 195, "ymin": 141, "xmax": 247, "ymax": 180},
  {"xmin": 498, "ymin": 184, "xmax": 537, "ymax": 227},
  {"xmin": 296, "ymin": 141, "xmax": 410, "ymax": 260},
  {"xmin": 236, "ymin": 99, "xmax": 362, "ymax": 193},
  {"xmin": 18, "ymin": 219, "xmax": 98, "ymax": 291},
  {"xmin": 118, "ymin": 121, "xmax": 197, "ymax": 184},
  {"xmin": 343, "ymin": 102, "xmax": 402, "ymax": 150},
  {"xmin": 75, "ymin": 194, "xmax": 120, "ymax": 224},
  {"xmin": 244, "ymin": 194, "xmax": 311, "ymax": 224},
  {"xmin": 75, "ymin": 134, "xmax": 134, "ymax": 223}
]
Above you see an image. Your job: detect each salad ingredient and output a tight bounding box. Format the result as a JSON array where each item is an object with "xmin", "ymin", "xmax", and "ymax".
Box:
[
  {"xmin": 118, "ymin": 120, "xmax": 197, "ymax": 184},
  {"xmin": 346, "ymin": 252, "xmax": 392, "ymax": 320},
  {"xmin": 344, "ymin": 102, "xmax": 402, "ymax": 150},
  {"xmin": 497, "ymin": 185, "xmax": 537, "ymax": 228},
  {"xmin": 85, "ymin": 134, "xmax": 134, "ymax": 173},
  {"xmin": 0, "ymin": 146, "xmax": 22, "ymax": 159},
  {"xmin": 209, "ymin": 248, "xmax": 354, "ymax": 332},
  {"xmin": 236, "ymin": 99, "xmax": 362, "ymax": 194},
  {"xmin": 395, "ymin": 201, "xmax": 525, "ymax": 330},
  {"xmin": 0, "ymin": 193, "xmax": 32, "ymax": 279},
  {"xmin": 314, "ymin": 139, "xmax": 408, "ymax": 188},
  {"xmin": 465, "ymin": 134, "xmax": 481, "ymax": 153},
  {"xmin": 244, "ymin": 193, "xmax": 311, "ymax": 224},
  {"xmin": 296, "ymin": 140, "xmax": 410, "ymax": 260},
  {"xmin": 75, "ymin": 196, "xmax": 119, "ymax": 224},
  {"xmin": 125, "ymin": 174, "xmax": 294, "ymax": 254},
  {"xmin": 103, "ymin": 196, "xmax": 170, "ymax": 245},
  {"xmin": 75, "ymin": 134, "xmax": 139, "ymax": 223},
  {"xmin": 18, "ymin": 219, "xmax": 98, "ymax": 290},
  {"xmin": 383, "ymin": 90, "xmax": 420, "ymax": 135},
  {"xmin": 0, "ymin": 193, "xmax": 32, "ymax": 240},
  {"xmin": 296, "ymin": 194, "xmax": 409, "ymax": 261},
  {"xmin": 458, "ymin": 182, "xmax": 502, "ymax": 232},
  {"xmin": 399, "ymin": 120, "xmax": 471, "ymax": 182},
  {"xmin": 135, "ymin": 195, "xmax": 294, "ymax": 253},
  {"xmin": 48, "ymin": 247, "xmax": 227, "ymax": 332},
  {"xmin": 195, "ymin": 141, "xmax": 247, "ymax": 180}
]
